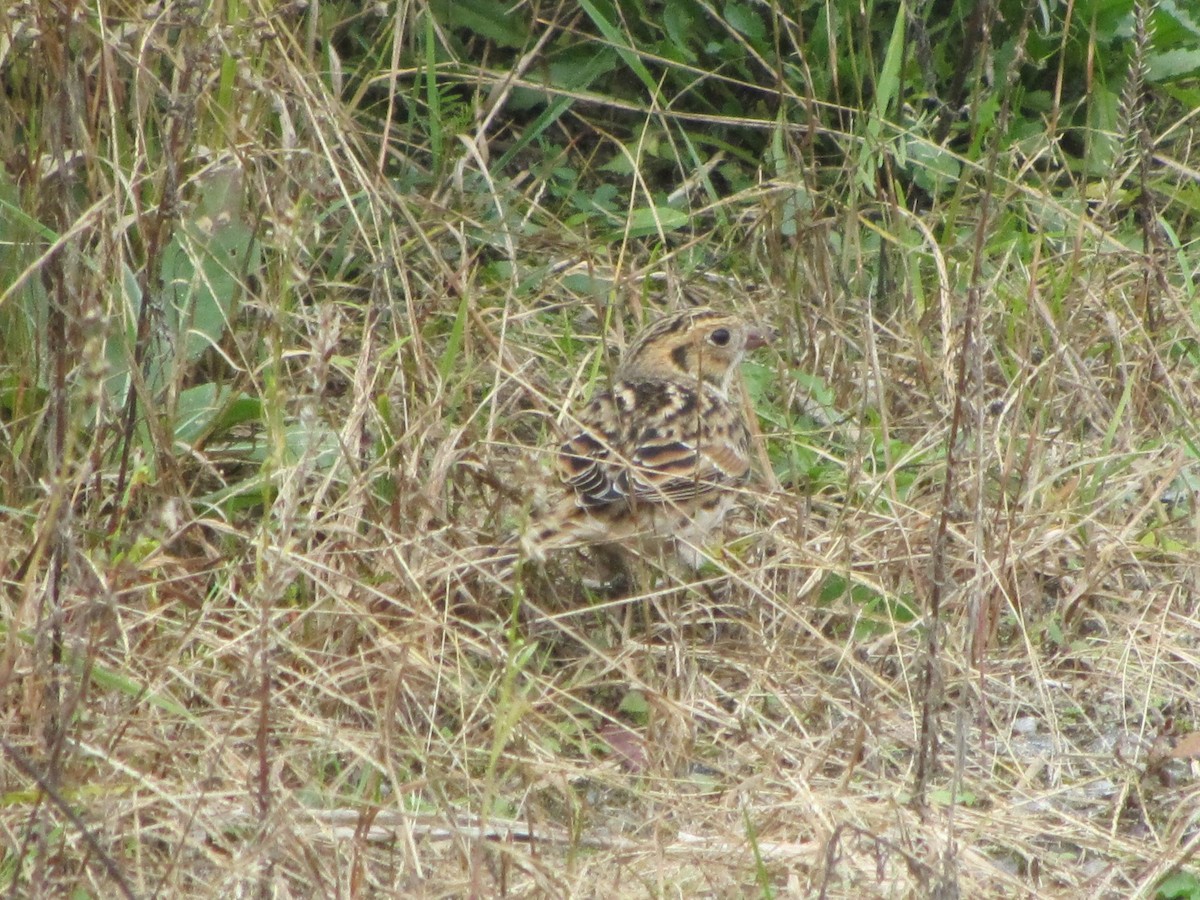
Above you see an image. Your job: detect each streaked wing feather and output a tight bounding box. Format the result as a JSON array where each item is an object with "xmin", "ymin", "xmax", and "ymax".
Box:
[
  {"xmin": 697, "ymin": 429, "xmax": 752, "ymax": 483},
  {"xmin": 627, "ymin": 424, "xmax": 749, "ymax": 502},
  {"xmin": 557, "ymin": 394, "xmax": 630, "ymax": 507},
  {"xmin": 558, "ymin": 378, "xmax": 750, "ymax": 509}
]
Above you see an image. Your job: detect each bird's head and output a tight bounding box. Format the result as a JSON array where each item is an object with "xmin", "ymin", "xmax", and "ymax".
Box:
[{"xmin": 619, "ymin": 307, "xmax": 772, "ymax": 395}]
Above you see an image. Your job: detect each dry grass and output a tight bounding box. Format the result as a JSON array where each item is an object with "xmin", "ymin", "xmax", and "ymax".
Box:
[{"xmin": 2, "ymin": 3, "xmax": 1199, "ymax": 898}]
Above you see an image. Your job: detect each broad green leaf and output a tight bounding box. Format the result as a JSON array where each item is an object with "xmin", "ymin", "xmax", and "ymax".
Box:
[
  {"xmin": 428, "ymin": 0, "xmax": 528, "ymax": 48},
  {"xmin": 175, "ymin": 383, "xmax": 263, "ymax": 446},
  {"xmin": 619, "ymin": 205, "xmax": 690, "ymax": 239},
  {"xmin": 724, "ymin": 1, "xmax": 766, "ymax": 44},
  {"xmin": 1148, "ymin": 48, "xmax": 1200, "ymax": 81},
  {"xmin": 160, "ymin": 218, "xmax": 259, "ymax": 367}
]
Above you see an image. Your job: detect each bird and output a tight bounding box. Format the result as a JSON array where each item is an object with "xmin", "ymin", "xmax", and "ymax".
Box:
[{"xmin": 519, "ymin": 306, "xmax": 773, "ymax": 568}]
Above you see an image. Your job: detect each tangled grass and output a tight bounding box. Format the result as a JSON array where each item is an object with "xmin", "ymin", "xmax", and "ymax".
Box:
[{"xmin": 2, "ymin": 2, "xmax": 1199, "ymax": 897}]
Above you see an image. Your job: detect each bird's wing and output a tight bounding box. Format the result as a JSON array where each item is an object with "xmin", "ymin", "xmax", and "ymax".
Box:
[{"xmin": 558, "ymin": 379, "xmax": 751, "ymax": 508}]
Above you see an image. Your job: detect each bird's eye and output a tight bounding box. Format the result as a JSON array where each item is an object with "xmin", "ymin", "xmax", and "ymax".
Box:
[{"xmin": 710, "ymin": 328, "xmax": 731, "ymax": 347}]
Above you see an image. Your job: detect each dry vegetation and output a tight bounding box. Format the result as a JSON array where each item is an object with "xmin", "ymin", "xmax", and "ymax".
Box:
[{"xmin": 2, "ymin": 2, "xmax": 1199, "ymax": 898}]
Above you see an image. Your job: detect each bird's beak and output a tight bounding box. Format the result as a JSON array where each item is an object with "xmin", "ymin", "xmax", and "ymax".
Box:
[{"xmin": 745, "ymin": 325, "xmax": 775, "ymax": 351}]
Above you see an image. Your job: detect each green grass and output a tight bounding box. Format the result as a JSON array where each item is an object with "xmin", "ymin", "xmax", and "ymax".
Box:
[{"xmin": 1, "ymin": 0, "xmax": 1199, "ymax": 896}]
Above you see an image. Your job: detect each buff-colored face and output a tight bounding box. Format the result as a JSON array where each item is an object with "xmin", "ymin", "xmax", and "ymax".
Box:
[{"xmin": 618, "ymin": 308, "xmax": 771, "ymax": 394}]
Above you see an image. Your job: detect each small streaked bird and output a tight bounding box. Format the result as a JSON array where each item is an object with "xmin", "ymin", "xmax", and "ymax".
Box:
[{"xmin": 521, "ymin": 306, "xmax": 772, "ymax": 567}]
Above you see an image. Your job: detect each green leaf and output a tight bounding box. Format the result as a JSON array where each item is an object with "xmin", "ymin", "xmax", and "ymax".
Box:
[
  {"xmin": 1155, "ymin": 870, "xmax": 1200, "ymax": 899},
  {"xmin": 1148, "ymin": 48, "xmax": 1200, "ymax": 81},
  {"xmin": 619, "ymin": 205, "xmax": 690, "ymax": 239},
  {"xmin": 428, "ymin": 0, "xmax": 528, "ymax": 48},
  {"xmin": 663, "ymin": 0, "xmax": 702, "ymax": 62},
  {"xmin": 724, "ymin": 1, "xmax": 766, "ymax": 44},
  {"xmin": 577, "ymin": 0, "xmax": 660, "ymax": 96},
  {"xmin": 619, "ymin": 690, "xmax": 649, "ymax": 719},
  {"xmin": 160, "ymin": 218, "xmax": 259, "ymax": 367},
  {"xmin": 874, "ymin": 0, "xmax": 907, "ymax": 117},
  {"xmin": 930, "ymin": 788, "xmax": 980, "ymax": 807},
  {"xmin": 175, "ymin": 383, "xmax": 262, "ymax": 446},
  {"xmin": 496, "ymin": 49, "xmax": 617, "ymax": 170},
  {"xmin": 438, "ymin": 292, "xmax": 471, "ymax": 384},
  {"xmin": 905, "ymin": 137, "xmax": 963, "ymax": 196}
]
